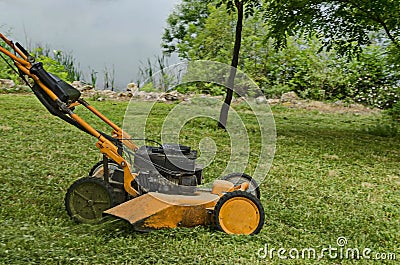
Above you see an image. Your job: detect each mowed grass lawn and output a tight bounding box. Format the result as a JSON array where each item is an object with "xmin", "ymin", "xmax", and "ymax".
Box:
[{"xmin": 0, "ymin": 93, "xmax": 399, "ymax": 264}]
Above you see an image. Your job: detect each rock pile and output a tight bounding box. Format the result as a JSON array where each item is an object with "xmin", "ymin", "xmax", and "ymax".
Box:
[{"xmin": 70, "ymin": 81, "xmax": 192, "ymax": 102}]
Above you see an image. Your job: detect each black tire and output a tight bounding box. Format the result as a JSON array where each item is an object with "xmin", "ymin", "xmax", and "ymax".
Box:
[
  {"xmin": 65, "ymin": 177, "xmax": 117, "ymax": 224},
  {"xmin": 89, "ymin": 160, "xmax": 121, "ymax": 179},
  {"xmin": 222, "ymin": 173, "xmax": 261, "ymax": 199},
  {"xmin": 214, "ymin": 190, "xmax": 264, "ymax": 235},
  {"xmin": 89, "ymin": 160, "xmax": 128, "ymax": 203}
]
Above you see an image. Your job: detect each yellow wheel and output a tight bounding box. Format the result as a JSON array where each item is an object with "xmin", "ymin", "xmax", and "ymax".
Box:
[{"xmin": 214, "ymin": 191, "xmax": 264, "ymax": 235}]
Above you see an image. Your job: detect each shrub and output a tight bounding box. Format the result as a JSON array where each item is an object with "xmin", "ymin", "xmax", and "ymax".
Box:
[
  {"xmin": 1, "ymin": 41, "xmax": 82, "ymax": 84},
  {"xmin": 386, "ymin": 101, "xmax": 400, "ymax": 122}
]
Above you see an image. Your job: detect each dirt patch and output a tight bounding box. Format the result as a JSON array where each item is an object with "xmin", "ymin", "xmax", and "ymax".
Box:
[{"xmin": 279, "ymin": 100, "xmax": 380, "ymax": 115}]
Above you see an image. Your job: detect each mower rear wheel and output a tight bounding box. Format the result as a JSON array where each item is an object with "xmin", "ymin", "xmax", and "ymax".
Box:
[
  {"xmin": 65, "ymin": 177, "xmax": 117, "ymax": 224},
  {"xmin": 89, "ymin": 160, "xmax": 120, "ymax": 180},
  {"xmin": 222, "ymin": 173, "xmax": 261, "ymax": 199},
  {"xmin": 214, "ymin": 191, "xmax": 264, "ymax": 235},
  {"xmin": 89, "ymin": 160, "xmax": 128, "ymax": 203}
]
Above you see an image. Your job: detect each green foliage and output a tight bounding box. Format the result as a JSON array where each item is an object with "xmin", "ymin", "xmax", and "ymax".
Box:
[
  {"xmin": 35, "ymin": 55, "xmax": 68, "ymax": 81},
  {"xmin": 262, "ymin": 37, "xmax": 400, "ymax": 105},
  {"xmin": 0, "ymin": 39, "xmax": 82, "ymax": 85},
  {"xmin": 386, "ymin": 101, "xmax": 400, "ymax": 122},
  {"xmin": 163, "ymin": 2, "xmax": 400, "ymax": 109},
  {"xmin": 255, "ymin": 35, "xmax": 352, "ymax": 100},
  {"xmin": 33, "ymin": 46, "xmax": 82, "ymax": 82},
  {"xmin": 350, "ymin": 53, "xmax": 399, "ymax": 109},
  {"xmin": 217, "ymin": 0, "xmax": 262, "ymax": 17},
  {"xmin": 140, "ymin": 82, "xmax": 157, "ymax": 92},
  {"xmin": 264, "ymin": 0, "xmax": 400, "ymax": 57},
  {"xmin": 89, "ymin": 67, "xmax": 98, "ymax": 88},
  {"xmin": 0, "ymin": 56, "xmax": 19, "ymax": 82},
  {"xmin": 0, "ymin": 36, "xmax": 20, "ymax": 83},
  {"xmin": 365, "ymin": 120, "xmax": 398, "ymax": 138},
  {"xmin": 162, "ymin": 0, "xmax": 215, "ymax": 58},
  {"xmin": 185, "ymin": 4, "xmax": 235, "ymax": 63},
  {"xmin": 176, "ymin": 82, "xmax": 226, "ymax": 96},
  {"xmin": 137, "ymin": 55, "xmax": 174, "ymax": 91}
]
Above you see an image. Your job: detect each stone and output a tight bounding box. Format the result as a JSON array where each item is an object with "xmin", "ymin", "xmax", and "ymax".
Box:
[
  {"xmin": 234, "ymin": 97, "xmax": 245, "ymax": 104},
  {"xmin": 127, "ymin": 82, "xmax": 138, "ymax": 91},
  {"xmin": 132, "ymin": 90, "xmax": 144, "ymax": 98},
  {"xmin": 0, "ymin": 79, "xmax": 15, "ymax": 88},
  {"xmin": 157, "ymin": 97, "xmax": 167, "ymax": 102},
  {"xmin": 71, "ymin": 80, "xmax": 82, "ymax": 88},
  {"xmin": 163, "ymin": 92, "xmax": 179, "ymax": 101},
  {"xmin": 267, "ymin": 98, "xmax": 280, "ymax": 105},
  {"xmin": 281, "ymin": 91, "xmax": 299, "ymax": 102},
  {"xmin": 256, "ymin": 96, "xmax": 267, "ymax": 104},
  {"xmin": 102, "ymin": 90, "xmax": 114, "ymax": 95},
  {"xmin": 79, "ymin": 85, "xmax": 94, "ymax": 92}
]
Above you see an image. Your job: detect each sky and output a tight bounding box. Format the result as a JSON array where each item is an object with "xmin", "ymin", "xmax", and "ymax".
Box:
[{"xmin": 0, "ymin": 0, "xmax": 181, "ymax": 89}]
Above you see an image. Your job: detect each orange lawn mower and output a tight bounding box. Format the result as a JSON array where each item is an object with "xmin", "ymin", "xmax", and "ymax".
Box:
[{"xmin": 0, "ymin": 33, "xmax": 265, "ymax": 235}]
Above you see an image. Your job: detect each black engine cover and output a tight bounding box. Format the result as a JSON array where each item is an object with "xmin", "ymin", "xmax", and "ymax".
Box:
[{"xmin": 134, "ymin": 144, "xmax": 197, "ymax": 176}]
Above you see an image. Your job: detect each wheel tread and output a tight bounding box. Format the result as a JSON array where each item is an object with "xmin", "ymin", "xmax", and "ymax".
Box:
[{"xmin": 64, "ymin": 177, "xmax": 117, "ymax": 224}]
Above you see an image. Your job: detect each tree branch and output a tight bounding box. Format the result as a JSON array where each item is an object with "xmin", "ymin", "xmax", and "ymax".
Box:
[{"xmin": 338, "ymin": 0, "xmax": 400, "ymax": 48}]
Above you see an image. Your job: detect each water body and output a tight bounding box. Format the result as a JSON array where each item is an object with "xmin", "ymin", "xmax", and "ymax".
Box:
[{"xmin": 0, "ymin": 0, "xmax": 181, "ymax": 89}]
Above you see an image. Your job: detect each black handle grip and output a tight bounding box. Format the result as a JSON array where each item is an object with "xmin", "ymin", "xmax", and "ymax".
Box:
[
  {"xmin": 30, "ymin": 62, "xmax": 54, "ymax": 87},
  {"xmin": 16, "ymin": 42, "xmax": 30, "ymax": 57},
  {"xmin": 30, "ymin": 62, "xmax": 67, "ymax": 102}
]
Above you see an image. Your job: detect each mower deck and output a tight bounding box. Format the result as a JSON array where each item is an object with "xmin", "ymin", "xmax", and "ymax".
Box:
[{"xmin": 104, "ymin": 191, "xmax": 220, "ymax": 229}]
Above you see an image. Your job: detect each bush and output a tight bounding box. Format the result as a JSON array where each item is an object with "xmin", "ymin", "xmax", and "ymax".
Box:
[
  {"xmin": 386, "ymin": 101, "xmax": 400, "ymax": 122},
  {"xmin": 0, "ymin": 38, "xmax": 20, "ymax": 82},
  {"xmin": 0, "ymin": 38, "xmax": 81, "ymax": 85},
  {"xmin": 365, "ymin": 121, "xmax": 398, "ymax": 137},
  {"xmin": 33, "ymin": 46, "xmax": 82, "ymax": 82},
  {"xmin": 365, "ymin": 101, "xmax": 400, "ymax": 138},
  {"xmin": 348, "ymin": 45, "xmax": 400, "ymax": 109},
  {"xmin": 176, "ymin": 82, "xmax": 226, "ymax": 96}
]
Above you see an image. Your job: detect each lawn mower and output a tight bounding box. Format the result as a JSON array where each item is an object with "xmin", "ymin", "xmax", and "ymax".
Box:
[{"xmin": 0, "ymin": 33, "xmax": 265, "ymax": 235}]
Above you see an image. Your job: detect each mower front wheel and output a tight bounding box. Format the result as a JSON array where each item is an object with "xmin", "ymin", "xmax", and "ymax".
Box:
[
  {"xmin": 214, "ymin": 191, "xmax": 264, "ymax": 235},
  {"xmin": 65, "ymin": 177, "xmax": 117, "ymax": 224}
]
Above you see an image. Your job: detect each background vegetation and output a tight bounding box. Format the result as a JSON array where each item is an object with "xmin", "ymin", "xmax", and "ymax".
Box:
[
  {"xmin": 161, "ymin": 0, "xmax": 400, "ymax": 127},
  {"xmin": 0, "ymin": 32, "xmax": 117, "ymax": 90},
  {"xmin": 163, "ymin": 1, "xmax": 399, "ymax": 107}
]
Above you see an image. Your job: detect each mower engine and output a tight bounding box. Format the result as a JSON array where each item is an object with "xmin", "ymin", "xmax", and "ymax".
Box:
[{"xmin": 133, "ymin": 144, "xmax": 203, "ymax": 194}]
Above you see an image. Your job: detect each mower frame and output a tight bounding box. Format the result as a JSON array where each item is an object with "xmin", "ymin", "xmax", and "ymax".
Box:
[{"xmin": 0, "ymin": 33, "xmax": 265, "ymax": 235}]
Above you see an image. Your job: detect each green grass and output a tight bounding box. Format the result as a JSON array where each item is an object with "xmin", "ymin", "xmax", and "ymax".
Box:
[{"xmin": 0, "ymin": 94, "xmax": 399, "ymax": 264}]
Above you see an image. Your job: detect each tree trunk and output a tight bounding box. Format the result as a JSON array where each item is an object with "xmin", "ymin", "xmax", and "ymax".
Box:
[{"xmin": 218, "ymin": 0, "xmax": 244, "ymax": 129}]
